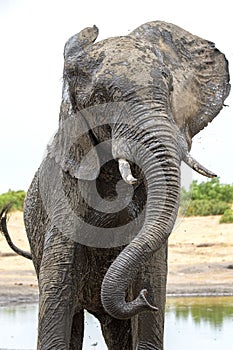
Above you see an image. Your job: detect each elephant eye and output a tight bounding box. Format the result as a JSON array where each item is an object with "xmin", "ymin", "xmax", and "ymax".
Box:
[
  {"xmin": 90, "ymin": 89, "xmax": 108, "ymax": 105},
  {"xmin": 161, "ymin": 68, "xmax": 173, "ymax": 91},
  {"xmin": 88, "ymin": 85, "xmax": 110, "ymax": 106},
  {"xmin": 161, "ymin": 69, "xmax": 168, "ymax": 79}
]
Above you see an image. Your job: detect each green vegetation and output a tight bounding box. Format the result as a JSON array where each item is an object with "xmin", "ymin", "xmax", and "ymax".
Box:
[
  {"xmin": 183, "ymin": 199, "xmax": 230, "ymax": 217},
  {"xmin": 0, "ymin": 190, "xmax": 26, "ymax": 211},
  {"xmin": 190, "ymin": 177, "xmax": 233, "ymax": 202},
  {"xmin": 180, "ymin": 178, "xmax": 233, "ymax": 222},
  {"xmin": 219, "ymin": 208, "xmax": 233, "ymax": 223}
]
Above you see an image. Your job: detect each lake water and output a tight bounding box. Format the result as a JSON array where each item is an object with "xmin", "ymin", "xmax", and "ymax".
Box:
[{"xmin": 0, "ymin": 296, "xmax": 233, "ymax": 350}]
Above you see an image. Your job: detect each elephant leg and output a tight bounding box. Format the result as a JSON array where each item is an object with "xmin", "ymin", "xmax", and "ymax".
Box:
[
  {"xmin": 134, "ymin": 242, "xmax": 168, "ymax": 350},
  {"xmin": 135, "ymin": 312, "xmax": 162, "ymax": 350},
  {"xmin": 94, "ymin": 312, "xmax": 133, "ymax": 350},
  {"xmin": 37, "ymin": 228, "xmax": 79, "ymax": 350},
  {"xmin": 69, "ymin": 310, "xmax": 84, "ymax": 350}
]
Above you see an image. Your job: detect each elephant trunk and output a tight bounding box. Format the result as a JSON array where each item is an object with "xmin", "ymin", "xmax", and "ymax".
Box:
[{"xmin": 101, "ymin": 112, "xmax": 181, "ymax": 319}]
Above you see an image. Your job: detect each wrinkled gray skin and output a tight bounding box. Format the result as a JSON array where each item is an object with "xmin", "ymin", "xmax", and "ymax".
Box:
[{"xmin": 17, "ymin": 22, "xmax": 231, "ymax": 349}]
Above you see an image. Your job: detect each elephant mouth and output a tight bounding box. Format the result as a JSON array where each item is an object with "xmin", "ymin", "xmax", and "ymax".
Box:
[{"xmin": 62, "ymin": 158, "xmax": 147, "ymax": 231}]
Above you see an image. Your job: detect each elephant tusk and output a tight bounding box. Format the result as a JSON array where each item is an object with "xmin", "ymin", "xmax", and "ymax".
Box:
[
  {"xmin": 183, "ymin": 153, "xmax": 217, "ymax": 178},
  {"xmin": 118, "ymin": 159, "xmax": 137, "ymax": 185}
]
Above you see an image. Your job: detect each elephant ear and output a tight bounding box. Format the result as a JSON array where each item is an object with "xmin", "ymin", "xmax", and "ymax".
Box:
[
  {"xmin": 64, "ymin": 25, "xmax": 99, "ymax": 60},
  {"xmin": 48, "ymin": 26, "xmax": 100, "ymax": 181},
  {"xmin": 48, "ymin": 111, "xmax": 100, "ymax": 181},
  {"xmin": 131, "ymin": 21, "xmax": 230, "ymax": 147}
]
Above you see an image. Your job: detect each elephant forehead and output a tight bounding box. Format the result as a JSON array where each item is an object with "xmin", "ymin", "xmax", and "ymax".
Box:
[{"xmin": 87, "ymin": 37, "xmax": 162, "ymax": 79}]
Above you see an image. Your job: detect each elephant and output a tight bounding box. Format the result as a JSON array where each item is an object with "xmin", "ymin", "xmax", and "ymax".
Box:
[{"xmin": 0, "ymin": 21, "xmax": 230, "ymax": 349}]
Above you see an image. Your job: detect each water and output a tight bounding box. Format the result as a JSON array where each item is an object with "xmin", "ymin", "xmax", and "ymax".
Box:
[
  {"xmin": 0, "ymin": 296, "xmax": 232, "ymax": 350},
  {"xmin": 165, "ymin": 296, "xmax": 233, "ymax": 349}
]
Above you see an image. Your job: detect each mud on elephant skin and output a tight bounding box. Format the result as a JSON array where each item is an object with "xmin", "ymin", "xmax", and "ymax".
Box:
[{"xmin": 0, "ymin": 21, "xmax": 230, "ymax": 350}]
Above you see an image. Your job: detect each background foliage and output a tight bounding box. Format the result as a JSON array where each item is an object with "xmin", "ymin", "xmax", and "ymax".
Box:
[
  {"xmin": 180, "ymin": 178, "xmax": 233, "ymax": 222},
  {"xmin": 0, "ymin": 190, "xmax": 26, "ymax": 211},
  {"xmin": 190, "ymin": 178, "xmax": 233, "ymax": 203}
]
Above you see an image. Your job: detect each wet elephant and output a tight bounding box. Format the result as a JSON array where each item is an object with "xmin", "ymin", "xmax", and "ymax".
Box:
[{"xmin": 0, "ymin": 21, "xmax": 230, "ymax": 349}]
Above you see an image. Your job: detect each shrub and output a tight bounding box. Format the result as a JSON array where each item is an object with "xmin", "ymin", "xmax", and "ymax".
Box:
[
  {"xmin": 0, "ymin": 190, "xmax": 26, "ymax": 211},
  {"xmin": 190, "ymin": 178, "xmax": 233, "ymax": 202},
  {"xmin": 219, "ymin": 209, "xmax": 233, "ymax": 223},
  {"xmin": 184, "ymin": 199, "xmax": 230, "ymax": 217},
  {"xmin": 180, "ymin": 178, "xmax": 233, "ymax": 217}
]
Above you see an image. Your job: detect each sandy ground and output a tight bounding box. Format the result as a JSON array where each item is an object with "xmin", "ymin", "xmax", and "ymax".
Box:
[{"xmin": 0, "ymin": 211, "xmax": 233, "ymax": 306}]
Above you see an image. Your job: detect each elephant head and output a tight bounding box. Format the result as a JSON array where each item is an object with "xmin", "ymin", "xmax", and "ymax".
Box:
[{"xmin": 49, "ymin": 22, "xmax": 230, "ymax": 319}]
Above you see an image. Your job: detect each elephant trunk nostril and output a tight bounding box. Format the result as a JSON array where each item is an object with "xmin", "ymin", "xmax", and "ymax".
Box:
[
  {"xmin": 118, "ymin": 158, "xmax": 138, "ymax": 185},
  {"xmin": 139, "ymin": 289, "xmax": 159, "ymax": 312}
]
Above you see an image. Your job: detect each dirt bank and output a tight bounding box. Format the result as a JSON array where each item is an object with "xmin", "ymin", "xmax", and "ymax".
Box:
[{"xmin": 0, "ymin": 212, "xmax": 232, "ymax": 306}]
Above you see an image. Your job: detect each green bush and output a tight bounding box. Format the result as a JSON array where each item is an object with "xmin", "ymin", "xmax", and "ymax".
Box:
[
  {"xmin": 190, "ymin": 178, "xmax": 233, "ymax": 202},
  {"xmin": 0, "ymin": 190, "xmax": 26, "ymax": 211},
  {"xmin": 180, "ymin": 178, "xmax": 233, "ymax": 217},
  {"xmin": 184, "ymin": 199, "xmax": 230, "ymax": 217},
  {"xmin": 219, "ymin": 208, "xmax": 233, "ymax": 223}
]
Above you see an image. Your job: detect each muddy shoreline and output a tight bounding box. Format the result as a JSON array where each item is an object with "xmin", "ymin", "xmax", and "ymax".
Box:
[{"xmin": 1, "ymin": 282, "xmax": 233, "ymax": 307}]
